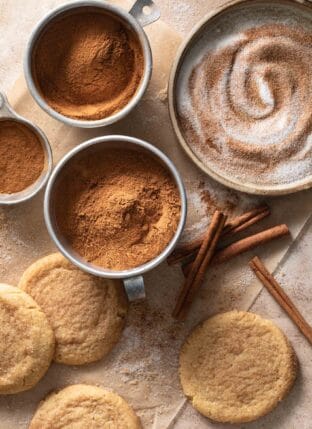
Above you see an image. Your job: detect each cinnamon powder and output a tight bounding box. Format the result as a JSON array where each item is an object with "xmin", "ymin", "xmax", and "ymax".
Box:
[
  {"xmin": 32, "ymin": 10, "xmax": 144, "ymax": 120},
  {"xmin": 55, "ymin": 148, "xmax": 181, "ymax": 270},
  {"xmin": 0, "ymin": 120, "xmax": 44, "ymax": 194}
]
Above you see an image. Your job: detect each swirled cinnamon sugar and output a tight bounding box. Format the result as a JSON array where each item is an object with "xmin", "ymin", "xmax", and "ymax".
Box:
[
  {"xmin": 54, "ymin": 148, "xmax": 181, "ymax": 270},
  {"xmin": 178, "ymin": 17, "xmax": 312, "ymax": 186}
]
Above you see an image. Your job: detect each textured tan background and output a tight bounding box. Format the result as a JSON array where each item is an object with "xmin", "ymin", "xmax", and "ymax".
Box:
[{"xmin": 0, "ymin": 1, "xmax": 312, "ymax": 428}]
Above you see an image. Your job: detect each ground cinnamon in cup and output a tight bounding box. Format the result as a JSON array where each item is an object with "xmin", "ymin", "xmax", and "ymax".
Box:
[
  {"xmin": 54, "ymin": 148, "xmax": 181, "ymax": 270},
  {"xmin": 32, "ymin": 10, "xmax": 144, "ymax": 120},
  {"xmin": 0, "ymin": 120, "xmax": 44, "ymax": 194}
]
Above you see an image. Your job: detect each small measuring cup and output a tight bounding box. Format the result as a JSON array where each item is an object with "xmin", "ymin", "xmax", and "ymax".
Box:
[
  {"xmin": 44, "ymin": 135, "xmax": 187, "ymax": 301},
  {"xmin": 0, "ymin": 92, "xmax": 52, "ymax": 205},
  {"xmin": 24, "ymin": 0, "xmax": 160, "ymax": 128}
]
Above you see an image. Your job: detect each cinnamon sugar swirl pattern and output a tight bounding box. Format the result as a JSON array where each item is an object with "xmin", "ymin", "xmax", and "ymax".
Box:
[{"xmin": 179, "ymin": 24, "xmax": 312, "ymax": 186}]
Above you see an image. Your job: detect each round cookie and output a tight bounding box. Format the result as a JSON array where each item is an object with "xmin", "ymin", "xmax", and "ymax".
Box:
[
  {"xmin": 19, "ymin": 253, "xmax": 128, "ymax": 365},
  {"xmin": 179, "ymin": 310, "xmax": 297, "ymax": 423},
  {"xmin": 0, "ymin": 283, "xmax": 54, "ymax": 394},
  {"xmin": 29, "ymin": 384, "xmax": 142, "ymax": 429}
]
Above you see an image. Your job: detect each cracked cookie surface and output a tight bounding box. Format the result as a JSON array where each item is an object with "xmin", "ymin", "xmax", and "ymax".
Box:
[
  {"xmin": 29, "ymin": 384, "xmax": 142, "ymax": 429},
  {"xmin": 19, "ymin": 253, "xmax": 128, "ymax": 365},
  {"xmin": 179, "ymin": 310, "xmax": 297, "ymax": 423},
  {"xmin": 0, "ymin": 283, "xmax": 54, "ymax": 394}
]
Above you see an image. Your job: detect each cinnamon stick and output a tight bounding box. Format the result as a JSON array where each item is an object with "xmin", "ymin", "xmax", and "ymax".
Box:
[
  {"xmin": 172, "ymin": 210, "xmax": 227, "ymax": 320},
  {"xmin": 167, "ymin": 239, "xmax": 202, "ymax": 265},
  {"xmin": 167, "ymin": 205, "xmax": 270, "ymax": 265},
  {"xmin": 222, "ymin": 204, "xmax": 270, "ymax": 236},
  {"xmin": 249, "ymin": 256, "xmax": 312, "ymax": 345},
  {"xmin": 182, "ymin": 224, "xmax": 290, "ymax": 277},
  {"xmin": 213, "ymin": 224, "xmax": 289, "ymax": 264}
]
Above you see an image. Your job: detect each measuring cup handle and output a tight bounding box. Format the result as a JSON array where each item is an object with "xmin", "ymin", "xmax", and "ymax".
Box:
[
  {"xmin": 129, "ymin": 0, "xmax": 160, "ymax": 27},
  {"xmin": 123, "ymin": 275, "xmax": 146, "ymax": 301},
  {"xmin": 0, "ymin": 92, "xmax": 14, "ymax": 118}
]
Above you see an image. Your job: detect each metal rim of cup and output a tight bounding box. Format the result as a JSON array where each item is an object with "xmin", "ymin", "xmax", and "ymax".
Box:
[
  {"xmin": 0, "ymin": 92, "xmax": 53, "ymax": 205},
  {"xmin": 23, "ymin": 0, "xmax": 153, "ymax": 129},
  {"xmin": 44, "ymin": 135, "xmax": 187, "ymax": 279}
]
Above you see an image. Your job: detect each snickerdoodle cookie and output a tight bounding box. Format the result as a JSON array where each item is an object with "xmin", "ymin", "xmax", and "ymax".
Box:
[
  {"xmin": 19, "ymin": 253, "xmax": 128, "ymax": 365},
  {"xmin": 179, "ymin": 310, "xmax": 297, "ymax": 423},
  {"xmin": 29, "ymin": 384, "xmax": 142, "ymax": 429},
  {"xmin": 0, "ymin": 283, "xmax": 54, "ymax": 394}
]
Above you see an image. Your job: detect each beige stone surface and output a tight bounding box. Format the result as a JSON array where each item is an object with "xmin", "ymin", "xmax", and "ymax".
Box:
[{"xmin": 0, "ymin": 1, "xmax": 311, "ymax": 428}]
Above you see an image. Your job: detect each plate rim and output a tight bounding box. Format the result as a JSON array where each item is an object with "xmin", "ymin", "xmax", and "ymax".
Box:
[{"xmin": 168, "ymin": 0, "xmax": 312, "ymax": 196}]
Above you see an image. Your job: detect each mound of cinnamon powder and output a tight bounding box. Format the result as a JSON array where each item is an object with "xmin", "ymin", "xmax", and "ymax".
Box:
[
  {"xmin": 32, "ymin": 10, "xmax": 144, "ymax": 120},
  {"xmin": 55, "ymin": 148, "xmax": 181, "ymax": 270},
  {"xmin": 0, "ymin": 120, "xmax": 44, "ymax": 194}
]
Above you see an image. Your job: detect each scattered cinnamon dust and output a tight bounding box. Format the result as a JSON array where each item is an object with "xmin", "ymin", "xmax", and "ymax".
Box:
[
  {"xmin": 55, "ymin": 148, "xmax": 181, "ymax": 270},
  {"xmin": 32, "ymin": 10, "xmax": 144, "ymax": 120},
  {"xmin": 198, "ymin": 182, "xmax": 239, "ymax": 217},
  {"xmin": 0, "ymin": 120, "xmax": 44, "ymax": 194}
]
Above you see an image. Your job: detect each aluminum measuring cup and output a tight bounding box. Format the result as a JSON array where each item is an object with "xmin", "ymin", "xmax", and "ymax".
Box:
[
  {"xmin": 24, "ymin": 0, "xmax": 160, "ymax": 128},
  {"xmin": 44, "ymin": 135, "xmax": 187, "ymax": 301},
  {"xmin": 0, "ymin": 92, "xmax": 52, "ymax": 205}
]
